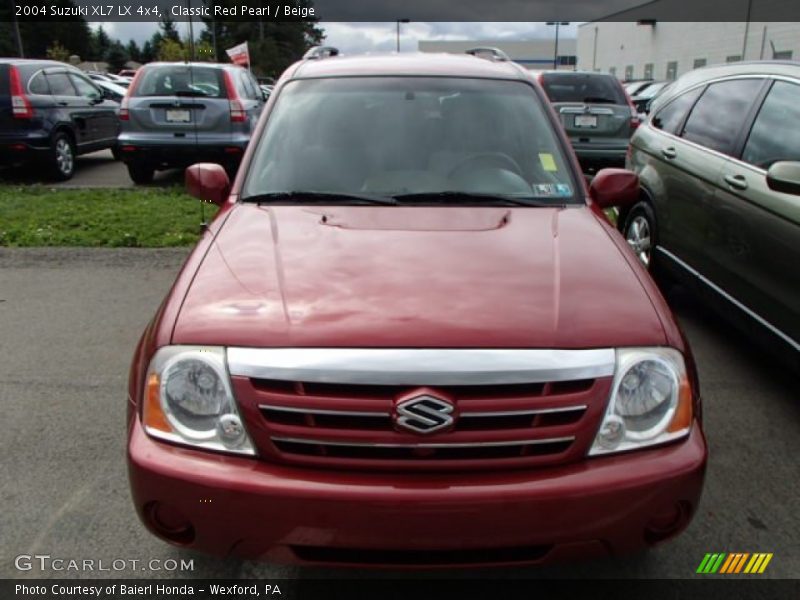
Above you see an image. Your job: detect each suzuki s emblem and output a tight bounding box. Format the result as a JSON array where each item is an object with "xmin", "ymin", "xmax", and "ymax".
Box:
[{"xmin": 394, "ymin": 394, "xmax": 455, "ymax": 434}]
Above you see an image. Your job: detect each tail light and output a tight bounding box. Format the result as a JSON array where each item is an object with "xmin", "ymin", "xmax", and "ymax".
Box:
[
  {"xmin": 119, "ymin": 69, "xmax": 144, "ymax": 121},
  {"xmin": 623, "ymin": 88, "xmax": 640, "ymax": 131},
  {"xmin": 9, "ymin": 66, "xmax": 33, "ymax": 119},
  {"xmin": 223, "ymin": 71, "xmax": 246, "ymax": 123}
]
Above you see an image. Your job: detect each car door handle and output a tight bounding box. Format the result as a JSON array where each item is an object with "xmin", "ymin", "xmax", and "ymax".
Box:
[
  {"xmin": 57, "ymin": 101, "xmax": 69, "ymax": 106},
  {"xmin": 661, "ymin": 147, "xmax": 677, "ymax": 159},
  {"xmin": 724, "ymin": 174, "xmax": 748, "ymax": 190}
]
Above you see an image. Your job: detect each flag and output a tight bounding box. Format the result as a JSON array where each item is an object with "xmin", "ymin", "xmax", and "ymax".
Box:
[{"xmin": 226, "ymin": 42, "xmax": 250, "ymax": 66}]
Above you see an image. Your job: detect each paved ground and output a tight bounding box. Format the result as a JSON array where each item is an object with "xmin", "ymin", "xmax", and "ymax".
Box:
[
  {"xmin": 0, "ymin": 150, "xmax": 183, "ymax": 188},
  {"xmin": 0, "ymin": 247, "xmax": 798, "ymax": 581}
]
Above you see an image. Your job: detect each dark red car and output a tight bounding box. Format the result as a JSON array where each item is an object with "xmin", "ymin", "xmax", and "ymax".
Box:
[{"xmin": 127, "ymin": 48, "xmax": 706, "ymax": 567}]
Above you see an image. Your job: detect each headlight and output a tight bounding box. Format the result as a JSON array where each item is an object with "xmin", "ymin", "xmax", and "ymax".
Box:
[
  {"xmin": 589, "ymin": 347, "xmax": 693, "ymax": 456},
  {"xmin": 142, "ymin": 346, "xmax": 255, "ymax": 456}
]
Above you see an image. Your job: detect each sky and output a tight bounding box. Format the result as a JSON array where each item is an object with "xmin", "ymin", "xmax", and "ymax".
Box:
[{"xmin": 99, "ymin": 21, "xmax": 580, "ymax": 53}]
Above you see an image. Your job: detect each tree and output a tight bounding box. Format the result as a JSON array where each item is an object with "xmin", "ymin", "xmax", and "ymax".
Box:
[
  {"xmin": 91, "ymin": 25, "xmax": 112, "ymax": 61},
  {"xmin": 0, "ymin": 1, "xmax": 92, "ymax": 59},
  {"xmin": 199, "ymin": 1, "xmax": 324, "ymax": 78},
  {"xmin": 141, "ymin": 40, "xmax": 156, "ymax": 63},
  {"xmin": 159, "ymin": 15, "xmax": 181, "ymax": 43},
  {"xmin": 106, "ymin": 41, "xmax": 129, "ymax": 72},
  {"xmin": 127, "ymin": 40, "xmax": 142, "ymax": 63},
  {"xmin": 158, "ymin": 38, "xmax": 187, "ymax": 62},
  {"xmin": 46, "ymin": 41, "xmax": 71, "ymax": 63}
]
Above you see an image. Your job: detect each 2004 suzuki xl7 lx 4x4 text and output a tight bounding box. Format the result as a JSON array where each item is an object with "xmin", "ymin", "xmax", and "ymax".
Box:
[{"xmin": 127, "ymin": 47, "xmax": 707, "ymax": 568}]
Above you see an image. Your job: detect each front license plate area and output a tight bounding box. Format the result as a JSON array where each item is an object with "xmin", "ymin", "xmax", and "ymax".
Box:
[{"xmin": 166, "ymin": 109, "xmax": 191, "ymax": 123}]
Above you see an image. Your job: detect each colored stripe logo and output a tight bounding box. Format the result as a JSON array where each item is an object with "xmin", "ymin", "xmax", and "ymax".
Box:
[{"xmin": 697, "ymin": 553, "xmax": 773, "ymax": 574}]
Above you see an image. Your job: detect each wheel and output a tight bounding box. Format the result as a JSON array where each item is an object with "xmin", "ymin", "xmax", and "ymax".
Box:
[
  {"xmin": 623, "ymin": 201, "xmax": 657, "ymax": 268},
  {"xmin": 49, "ymin": 132, "xmax": 75, "ymax": 181},
  {"xmin": 127, "ymin": 161, "xmax": 155, "ymax": 185}
]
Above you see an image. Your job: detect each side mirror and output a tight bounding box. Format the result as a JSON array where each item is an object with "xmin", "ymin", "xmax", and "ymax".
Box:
[
  {"xmin": 589, "ymin": 168, "xmax": 639, "ymax": 209},
  {"xmin": 766, "ymin": 161, "xmax": 800, "ymax": 196},
  {"xmin": 185, "ymin": 163, "xmax": 230, "ymax": 206}
]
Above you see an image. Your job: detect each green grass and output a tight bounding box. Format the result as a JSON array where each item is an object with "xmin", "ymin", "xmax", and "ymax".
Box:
[{"xmin": 0, "ymin": 186, "xmax": 218, "ymax": 247}]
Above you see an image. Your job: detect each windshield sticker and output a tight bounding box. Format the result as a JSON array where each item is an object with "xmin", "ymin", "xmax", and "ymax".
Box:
[
  {"xmin": 538, "ymin": 153, "xmax": 558, "ymax": 172},
  {"xmin": 532, "ymin": 183, "xmax": 572, "ymax": 197}
]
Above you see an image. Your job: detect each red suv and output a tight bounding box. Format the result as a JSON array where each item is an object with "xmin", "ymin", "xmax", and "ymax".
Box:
[{"xmin": 127, "ymin": 47, "xmax": 706, "ymax": 567}]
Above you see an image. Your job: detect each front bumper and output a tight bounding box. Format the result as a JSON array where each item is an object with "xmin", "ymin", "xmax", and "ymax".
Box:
[{"xmin": 128, "ymin": 418, "xmax": 706, "ymax": 567}]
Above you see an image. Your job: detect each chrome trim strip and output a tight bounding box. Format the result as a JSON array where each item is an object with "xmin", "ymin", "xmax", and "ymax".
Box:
[
  {"xmin": 657, "ymin": 247, "xmax": 800, "ymax": 352},
  {"xmin": 259, "ymin": 404, "xmax": 390, "ymax": 418},
  {"xmin": 259, "ymin": 404, "xmax": 587, "ymax": 419},
  {"xmin": 271, "ymin": 436, "xmax": 575, "ymax": 449},
  {"xmin": 228, "ymin": 348, "xmax": 616, "ymax": 386},
  {"xmin": 462, "ymin": 405, "xmax": 587, "ymax": 418}
]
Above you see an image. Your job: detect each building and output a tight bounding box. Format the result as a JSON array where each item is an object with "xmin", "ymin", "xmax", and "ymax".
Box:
[
  {"xmin": 418, "ymin": 39, "xmax": 577, "ymax": 70},
  {"xmin": 578, "ymin": 21, "xmax": 800, "ymax": 81}
]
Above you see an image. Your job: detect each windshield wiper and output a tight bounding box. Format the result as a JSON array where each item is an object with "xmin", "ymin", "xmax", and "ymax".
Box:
[
  {"xmin": 392, "ymin": 192, "xmax": 563, "ymax": 207},
  {"xmin": 240, "ymin": 191, "xmax": 398, "ymax": 206}
]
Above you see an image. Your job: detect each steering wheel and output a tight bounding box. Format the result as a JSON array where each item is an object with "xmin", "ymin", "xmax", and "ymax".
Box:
[{"xmin": 448, "ymin": 153, "xmax": 523, "ymax": 179}]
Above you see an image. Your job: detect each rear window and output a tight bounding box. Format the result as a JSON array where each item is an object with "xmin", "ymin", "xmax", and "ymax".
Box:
[
  {"xmin": 133, "ymin": 66, "xmax": 226, "ymax": 98},
  {"xmin": 541, "ymin": 73, "xmax": 627, "ymax": 105}
]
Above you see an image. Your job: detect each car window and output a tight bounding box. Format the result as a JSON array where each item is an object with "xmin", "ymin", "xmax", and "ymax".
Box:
[
  {"xmin": 243, "ymin": 77, "xmax": 578, "ymax": 203},
  {"xmin": 133, "ymin": 66, "xmax": 225, "ymax": 98},
  {"xmin": 680, "ymin": 78, "xmax": 764, "ymax": 155},
  {"xmin": 238, "ymin": 71, "xmax": 255, "ymax": 99},
  {"xmin": 46, "ymin": 72, "xmax": 77, "ymax": 96},
  {"xmin": 540, "ymin": 73, "xmax": 627, "ymax": 105},
  {"xmin": 741, "ymin": 80, "xmax": 800, "ymax": 170},
  {"xmin": 28, "ymin": 71, "xmax": 50, "ymax": 95},
  {"xmin": 69, "ymin": 74, "xmax": 100, "ymax": 98},
  {"xmin": 651, "ymin": 86, "xmax": 703, "ymax": 134}
]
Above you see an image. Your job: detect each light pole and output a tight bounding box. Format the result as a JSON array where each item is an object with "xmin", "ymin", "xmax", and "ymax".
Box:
[
  {"xmin": 396, "ymin": 19, "xmax": 410, "ymax": 52},
  {"xmin": 546, "ymin": 21, "xmax": 570, "ymax": 69}
]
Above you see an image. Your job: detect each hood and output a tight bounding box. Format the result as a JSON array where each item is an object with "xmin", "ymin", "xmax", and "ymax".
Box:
[{"xmin": 172, "ymin": 204, "xmax": 666, "ymax": 348}]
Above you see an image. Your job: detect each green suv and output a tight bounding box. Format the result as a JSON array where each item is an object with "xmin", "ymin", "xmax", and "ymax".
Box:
[{"xmin": 624, "ymin": 61, "xmax": 800, "ymax": 367}]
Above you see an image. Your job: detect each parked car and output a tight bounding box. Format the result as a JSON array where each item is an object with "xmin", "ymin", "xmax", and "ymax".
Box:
[
  {"xmin": 624, "ymin": 61, "xmax": 800, "ymax": 368},
  {"xmin": 538, "ymin": 70, "xmax": 639, "ymax": 170},
  {"xmin": 0, "ymin": 59, "xmax": 120, "ymax": 180},
  {"xmin": 624, "ymin": 79, "xmax": 655, "ymax": 96},
  {"xmin": 117, "ymin": 62, "xmax": 265, "ymax": 183},
  {"xmin": 631, "ymin": 81, "xmax": 671, "ymax": 114},
  {"xmin": 118, "ymin": 69, "xmax": 137, "ymax": 78},
  {"xmin": 127, "ymin": 47, "xmax": 706, "ymax": 566},
  {"xmin": 94, "ymin": 79, "xmax": 127, "ymax": 103},
  {"xmin": 87, "ymin": 72, "xmax": 129, "ymax": 88}
]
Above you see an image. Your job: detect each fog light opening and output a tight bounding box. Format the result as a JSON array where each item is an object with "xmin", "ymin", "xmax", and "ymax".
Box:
[
  {"xmin": 144, "ymin": 501, "xmax": 196, "ymax": 545},
  {"xmin": 644, "ymin": 501, "xmax": 691, "ymax": 545}
]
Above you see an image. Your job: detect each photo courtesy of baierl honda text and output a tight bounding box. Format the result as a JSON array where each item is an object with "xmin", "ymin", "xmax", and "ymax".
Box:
[{"xmin": 1, "ymin": 0, "xmax": 799, "ymax": 599}]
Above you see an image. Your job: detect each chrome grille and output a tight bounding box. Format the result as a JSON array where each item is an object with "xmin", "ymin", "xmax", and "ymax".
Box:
[{"xmin": 228, "ymin": 347, "xmax": 614, "ymax": 471}]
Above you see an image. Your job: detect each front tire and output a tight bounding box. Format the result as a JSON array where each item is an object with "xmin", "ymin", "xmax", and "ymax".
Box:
[
  {"xmin": 49, "ymin": 132, "xmax": 75, "ymax": 181},
  {"xmin": 127, "ymin": 161, "xmax": 154, "ymax": 185},
  {"xmin": 623, "ymin": 201, "xmax": 657, "ymax": 269}
]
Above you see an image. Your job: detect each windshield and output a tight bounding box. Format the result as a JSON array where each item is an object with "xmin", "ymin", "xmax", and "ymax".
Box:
[
  {"xmin": 133, "ymin": 66, "xmax": 225, "ymax": 98},
  {"xmin": 540, "ymin": 73, "xmax": 627, "ymax": 105},
  {"xmin": 242, "ymin": 77, "xmax": 579, "ymax": 205},
  {"xmin": 637, "ymin": 82, "xmax": 669, "ymax": 99}
]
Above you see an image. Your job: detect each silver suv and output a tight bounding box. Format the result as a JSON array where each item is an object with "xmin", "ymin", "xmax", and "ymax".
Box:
[
  {"xmin": 538, "ymin": 71, "xmax": 639, "ymax": 171},
  {"xmin": 118, "ymin": 62, "xmax": 265, "ymax": 184}
]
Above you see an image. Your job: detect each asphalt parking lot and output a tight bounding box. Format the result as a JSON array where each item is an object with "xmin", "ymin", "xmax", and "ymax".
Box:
[
  {"xmin": 0, "ymin": 150, "xmax": 183, "ymax": 188},
  {"xmin": 0, "ymin": 247, "xmax": 798, "ymax": 581}
]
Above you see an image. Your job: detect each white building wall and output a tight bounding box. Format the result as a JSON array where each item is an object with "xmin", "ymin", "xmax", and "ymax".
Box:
[{"xmin": 577, "ymin": 22, "xmax": 800, "ymax": 80}]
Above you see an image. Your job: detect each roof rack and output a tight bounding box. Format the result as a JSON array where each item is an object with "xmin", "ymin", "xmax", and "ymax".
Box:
[
  {"xmin": 465, "ymin": 47, "xmax": 510, "ymax": 62},
  {"xmin": 303, "ymin": 46, "xmax": 340, "ymax": 60}
]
